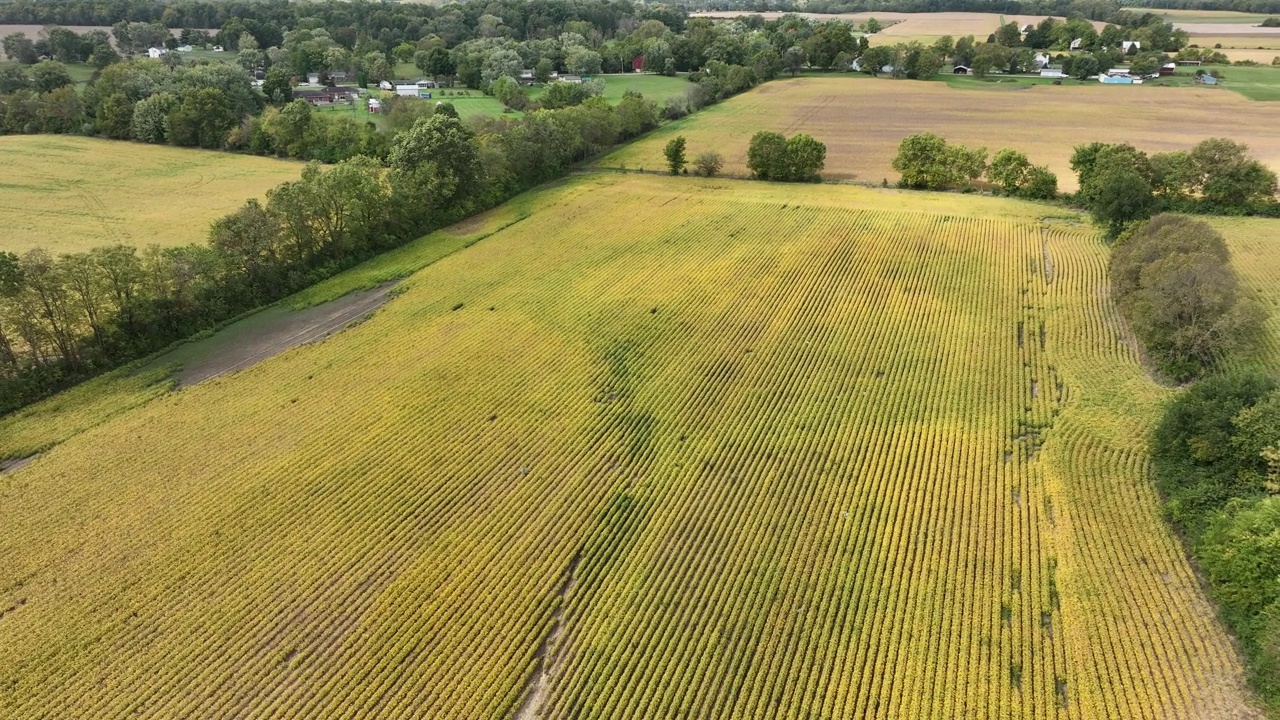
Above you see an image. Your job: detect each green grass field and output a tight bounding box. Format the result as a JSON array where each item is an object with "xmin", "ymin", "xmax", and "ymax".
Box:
[
  {"xmin": 1146, "ymin": 66, "xmax": 1280, "ymax": 100},
  {"xmin": 0, "ymin": 136, "xmax": 303, "ymax": 254},
  {"xmin": 312, "ymin": 96, "xmax": 390, "ymax": 129},
  {"xmin": 0, "ymin": 172, "xmax": 1268, "ymax": 719},
  {"xmin": 383, "ymin": 73, "xmax": 692, "ymax": 120},
  {"xmin": 1, "ymin": 60, "xmax": 95, "ymax": 89}
]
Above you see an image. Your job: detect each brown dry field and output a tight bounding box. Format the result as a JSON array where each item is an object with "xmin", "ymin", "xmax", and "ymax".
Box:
[
  {"xmin": 598, "ymin": 76, "xmax": 1280, "ymax": 191},
  {"xmin": 1197, "ymin": 34, "xmax": 1280, "ymax": 48},
  {"xmin": 1220, "ymin": 48, "xmax": 1280, "ymax": 63},
  {"xmin": 1180, "ymin": 23, "xmax": 1280, "ymax": 36},
  {"xmin": 690, "ymin": 11, "xmax": 1106, "ymax": 38}
]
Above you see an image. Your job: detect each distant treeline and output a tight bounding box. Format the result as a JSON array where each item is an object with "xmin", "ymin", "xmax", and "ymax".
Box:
[
  {"xmin": 0, "ymin": 59, "xmax": 767, "ymax": 414},
  {"xmin": 0, "ymin": 0, "xmax": 685, "ymax": 45}
]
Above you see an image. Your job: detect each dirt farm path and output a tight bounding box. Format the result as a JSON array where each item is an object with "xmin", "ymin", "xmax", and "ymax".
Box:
[{"xmin": 171, "ymin": 283, "xmax": 397, "ymax": 387}]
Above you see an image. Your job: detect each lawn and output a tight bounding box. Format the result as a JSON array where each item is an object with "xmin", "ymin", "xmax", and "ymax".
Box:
[
  {"xmin": 312, "ymin": 95, "xmax": 390, "ymax": 129},
  {"xmin": 597, "ymin": 75, "xmax": 1280, "ymax": 188},
  {"xmin": 0, "ymin": 135, "xmax": 303, "ymax": 254},
  {"xmin": 0, "ymin": 171, "xmax": 1263, "ymax": 719},
  {"xmin": 1147, "ymin": 65, "xmax": 1280, "ymax": 100},
  {"xmin": 1, "ymin": 60, "xmax": 96, "ymax": 89}
]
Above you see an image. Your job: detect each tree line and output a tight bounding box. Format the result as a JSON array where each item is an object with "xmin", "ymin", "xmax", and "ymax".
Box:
[
  {"xmin": 1149, "ymin": 368, "xmax": 1278, "ymax": 712},
  {"xmin": 1106, "ymin": 210, "xmax": 1276, "ymax": 712},
  {"xmin": 891, "ymin": 134, "xmax": 1059, "ymax": 199},
  {"xmin": 0, "ymin": 93, "xmax": 673, "ymax": 414},
  {"xmin": 887, "ymin": 133, "xmax": 1278, "ymax": 228},
  {"xmin": 1070, "ymin": 139, "xmax": 1280, "ymax": 236},
  {"xmin": 4, "ymin": 0, "xmax": 1193, "ymax": 98}
]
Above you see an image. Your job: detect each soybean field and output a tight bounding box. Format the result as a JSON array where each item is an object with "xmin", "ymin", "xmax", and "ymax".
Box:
[{"xmin": 0, "ymin": 174, "xmax": 1261, "ymax": 719}]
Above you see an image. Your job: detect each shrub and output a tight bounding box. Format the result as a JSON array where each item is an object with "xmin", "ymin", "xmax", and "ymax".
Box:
[
  {"xmin": 1021, "ymin": 166, "xmax": 1058, "ymax": 200},
  {"xmin": 692, "ymin": 151, "xmax": 723, "ymax": 178}
]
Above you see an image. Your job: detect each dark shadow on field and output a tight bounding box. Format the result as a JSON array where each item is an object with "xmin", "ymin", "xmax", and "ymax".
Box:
[{"xmin": 144, "ymin": 282, "xmax": 397, "ymax": 388}]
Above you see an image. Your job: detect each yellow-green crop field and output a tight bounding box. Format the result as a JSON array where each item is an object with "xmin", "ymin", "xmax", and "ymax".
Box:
[
  {"xmin": 0, "ymin": 136, "xmax": 302, "ymax": 254},
  {"xmin": 0, "ymin": 173, "xmax": 1267, "ymax": 718},
  {"xmin": 598, "ymin": 77, "xmax": 1280, "ymax": 190}
]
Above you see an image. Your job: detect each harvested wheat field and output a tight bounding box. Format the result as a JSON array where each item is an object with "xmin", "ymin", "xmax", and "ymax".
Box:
[
  {"xmin": 598, "ymin": 77, "xmax": 1280, "ymax": 190},
  {"xmin": 690, "ymin": 11, "xmax": 1105, "ymax": 39},
  {"xmin": 0, "ymin": 136, "xmax": 302, "ymax": 254},
  {"xmin": 0, "ymin": 172, "xmax": 1263, "ymax": 719}
]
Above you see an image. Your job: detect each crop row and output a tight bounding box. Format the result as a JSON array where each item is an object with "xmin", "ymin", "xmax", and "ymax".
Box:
[{"xmin": 0, "ymin": 177, "xmax": 1257, "ymax": 719}]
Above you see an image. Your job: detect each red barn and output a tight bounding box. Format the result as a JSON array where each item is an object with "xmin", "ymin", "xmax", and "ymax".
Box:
[{"xmin": 632, "ymin": 55, "xmax": 644, "ymax": 72}]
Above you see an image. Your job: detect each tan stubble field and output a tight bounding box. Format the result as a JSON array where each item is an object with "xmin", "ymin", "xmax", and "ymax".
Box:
[{"xmin": 598, "ymin": 77, "xmax": 1280, "ymax": 190}]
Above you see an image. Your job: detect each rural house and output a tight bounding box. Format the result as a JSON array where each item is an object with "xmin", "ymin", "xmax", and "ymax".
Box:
[
  {"xmin": 1121, "ymin": 40, "xmax": 1141, "ymax": 53},
  {"xmin": 559, "ymin": 74, "xmax": 583, "ymax": 84},
  {"xmin": 1070, "ymin": 37, "xmax": 1083, "ymax": 50},
  {"xmin": 519, "ymin": 69, "xmax": 536, "ymax": 85},
  {"xmin": 1160, "ymin": 62, "xmax": 1177, "ymax": 76},
  {"xmin": 1040, "ymin": 67, "xmax": 1067, "ymax": 78},
  {"xmin": 1033, "ymin": 53, "xmax": 1051, "ymax": 69},
  {"xmin": 147, "ymin": 47, "xmax": 167, "ymax": 58},
  {"xmin": 953, "ymin": 65, "xmax": 971, "ymax": 74}
]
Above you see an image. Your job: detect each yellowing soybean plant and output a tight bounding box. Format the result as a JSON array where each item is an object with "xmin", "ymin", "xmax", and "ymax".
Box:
[{"xmin": 0, "ymin": 174, "xmax": 1261, "ymax": 719}]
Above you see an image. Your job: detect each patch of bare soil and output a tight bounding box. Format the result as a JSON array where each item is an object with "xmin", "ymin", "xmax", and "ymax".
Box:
[
  {"xmin": 514, "ymin": 553, "xmax": 581, "ymax": 720},
  {"xmin": 175, "ymin": 283, "xmax": 397, "ymax": 387},
  {"xmin": 0, "ymin": 456, "xmax": 36, "ymax": 475}
]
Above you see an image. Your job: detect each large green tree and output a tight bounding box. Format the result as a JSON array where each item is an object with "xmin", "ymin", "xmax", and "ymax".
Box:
[
  {"xmin": 664, "ymin": 135, "xmax": 687, "ymax": 175},
  {"xmin": 167, "ymin": 87, "xmax": 234, "ymax": 149},
  {"xmin": 1111, "ymin": 214, "xmax": 1266, "ymax": 378},
  {"xmin": 388, "ymin": 114, "xmax": 484, "ymax": 229},
  {"xmin": 746, "ymin": 130, "xmax": 788, "ymax": 180}
]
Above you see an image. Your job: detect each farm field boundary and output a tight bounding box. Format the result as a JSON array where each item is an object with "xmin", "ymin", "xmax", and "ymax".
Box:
[
  {"xmin": 596, "ymin": 76, "xmax": 1280, "ymax": 191},
  {"xmin": 0, "ymin": 173, "xmax": 1263, "ymax": 719}
]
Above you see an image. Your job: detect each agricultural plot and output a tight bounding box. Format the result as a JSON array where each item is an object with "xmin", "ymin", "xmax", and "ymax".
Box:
[
  {"xmin": 0, "ymin": 173, "xmax": 1261, "ymax": 719},
  {"xmin": 1208, "ymin": 216, "xmax": 1280, "ymax": 369},
  {"xmin": 1126, "ymin": 8, "xmax": 1278, "ymax": 24},
  {"xmin": 596, "ymin": 77, "xmax": 1280, "ymax": 189},
  {"xmin": 690, "ymin": 11, "xmax": 1105, "ymax": 42},
  {"xmin": 0, "ymin": 136, "xmax": 302, "ymax": 254}
]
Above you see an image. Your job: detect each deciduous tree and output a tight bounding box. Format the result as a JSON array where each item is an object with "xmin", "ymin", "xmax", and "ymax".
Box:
[{"xmin": 664, "ymin": 135, "xmax": 687, "ymax": 175}]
